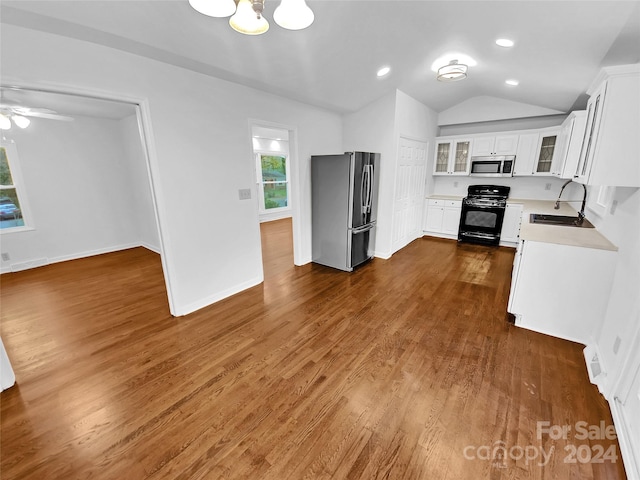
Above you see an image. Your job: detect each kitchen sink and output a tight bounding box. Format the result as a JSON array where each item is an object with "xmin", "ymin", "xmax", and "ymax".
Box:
[{"xmin": 529, "ymin": 213, "xmax": 595, "ymax": 228}]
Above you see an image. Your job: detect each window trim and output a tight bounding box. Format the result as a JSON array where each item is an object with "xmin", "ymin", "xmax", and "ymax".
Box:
[{"xmin": 0, "ymin": 141, "xmax": 34, "ymax": 234}]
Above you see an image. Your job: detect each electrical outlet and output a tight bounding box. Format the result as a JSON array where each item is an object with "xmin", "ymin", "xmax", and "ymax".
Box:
[
  {"xmin": 1, "ymin": 253, "xmax": 9, "ymax": 262},
  {"xmin": 453, "ymin": 181, "xmax": 459, "ymax": 188},
  {"xmin": 610, "ymin": 200, "xmax": 618, "ymax": 215},
  {"xmin": 545, "ymin": 183, "xmax": 552, "ymax": 191},
  {"xmin": 238, "ymin": 188, "xmax": 252, "ymax": 200}
]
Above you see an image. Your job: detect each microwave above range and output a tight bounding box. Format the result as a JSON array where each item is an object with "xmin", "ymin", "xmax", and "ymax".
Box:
[{"xmin": 470, "ymin": 155, "xmax": 515, "ymax": 177}]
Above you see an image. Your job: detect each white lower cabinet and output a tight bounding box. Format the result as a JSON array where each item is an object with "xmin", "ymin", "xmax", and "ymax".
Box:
[
  {"xmin": 423, "ymin": 199, "xmax": 462, "ymax": 238},
  {"xmin": 500, "ymin": 203, "xmax": 523, "ymax": 244},
  {"xmin": 508, "ymin": 240, "xmax": 617, "ymax": 344}
]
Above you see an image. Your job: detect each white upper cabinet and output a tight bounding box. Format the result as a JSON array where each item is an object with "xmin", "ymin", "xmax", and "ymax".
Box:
[
  {"xmin": 433, "ymin": 138, "xmax": 472, "ymax": 175},
  {"xmin": 551, "ymin": 111, "xmax": 587, "ymax": 179},
  {"xmin": 513, "ymin": 133, "xmax": 539, "ymax": 176},
  {"xmin": 471, "ymin": 134, "xmax": 519, "ymax": 156},
  {"xmin": 533, "ymin": 128, "xmax": 560, "ymax": 175},
  {"xmin": 512, "ymin": 129, "xmax": 560, "ymax": 176},
  {"xmin": 574, "ymin": 64, "xmax": 640, "ymax": 187}
]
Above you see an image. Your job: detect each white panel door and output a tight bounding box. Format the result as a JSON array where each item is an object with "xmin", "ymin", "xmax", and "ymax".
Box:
[{"xmin": 392, "ymin": 138, "xmax": 428, "ymax": 253}]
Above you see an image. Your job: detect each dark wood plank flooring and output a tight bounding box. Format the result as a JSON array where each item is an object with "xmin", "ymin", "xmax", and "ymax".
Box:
[{"xmin": 0, "ymin": 224, "xmax": 625, "ymax": 479}]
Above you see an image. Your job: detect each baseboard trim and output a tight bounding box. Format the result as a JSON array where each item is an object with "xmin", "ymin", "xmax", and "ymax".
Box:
[
  {"xmin": 1, "ymin": 242, "xmax": 157, "ymax": 274},
  {"xmin": 173, "ymin": 275, "xmax": 264, "ymax": 316},
  {"xmin": 609, "ymin": 396, "xmax": 640, "ymax": 480}
]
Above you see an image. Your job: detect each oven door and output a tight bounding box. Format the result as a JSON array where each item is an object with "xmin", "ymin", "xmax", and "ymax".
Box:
[{"xmin": 458, "ymin": 201, "xmax": 506, "ymax": 245}]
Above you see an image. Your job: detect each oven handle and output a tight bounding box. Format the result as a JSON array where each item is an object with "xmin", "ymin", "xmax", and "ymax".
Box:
[{"xmin": 463, "ymin": 203, "xmax": 505, "ymax": 210}]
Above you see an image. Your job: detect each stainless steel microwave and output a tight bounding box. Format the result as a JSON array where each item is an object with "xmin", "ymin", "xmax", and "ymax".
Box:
[{"xmin": 470, "ymin": 155, "xmax": 515, "ymax": 177}]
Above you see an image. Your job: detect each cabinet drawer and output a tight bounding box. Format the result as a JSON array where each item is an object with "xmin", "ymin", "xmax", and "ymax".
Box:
[
  {"xmin": 428, "ymin": 199, "xmax": 444, "ymax": 206},
  {"xmin": 445, "ymin": 200, "xmax": 462, "ymax": 207}
]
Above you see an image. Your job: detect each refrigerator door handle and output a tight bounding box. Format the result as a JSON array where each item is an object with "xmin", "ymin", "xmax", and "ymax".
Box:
[
  {"xmin": 352, "ymin": 223, "xmax": 375, "ymax": 234},
  {"xmin": 366, "ymin": 164, "xmax": 373, "ymax": 212},
  {"xmin": 360, "ymin": 164, "xmax": 367, "ymax": 216}
]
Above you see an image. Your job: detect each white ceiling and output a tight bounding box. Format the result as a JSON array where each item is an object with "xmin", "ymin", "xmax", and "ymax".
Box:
[{"xmin": 2, "ymin": 0, "xmax": 640, "ymax": 118}]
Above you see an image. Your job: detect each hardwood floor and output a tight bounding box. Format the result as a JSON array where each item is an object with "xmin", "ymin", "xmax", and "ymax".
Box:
[{"xmin": 1, "ymin": 228, "xmax": 625, "ymax": 479}]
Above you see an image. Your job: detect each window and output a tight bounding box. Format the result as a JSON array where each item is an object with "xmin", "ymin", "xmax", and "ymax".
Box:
[
  {"xmin": 256, "ymin": 153, "xmax": 290, "ymax": 212},
  {"xmin": 0, "ymin": 144, "xmax": 29, "ymax": 231}
]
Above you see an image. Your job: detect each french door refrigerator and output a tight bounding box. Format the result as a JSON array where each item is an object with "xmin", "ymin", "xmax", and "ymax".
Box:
[{"xmin": 311, "ymin": 151, "xmax": 380, "ymax": 272}]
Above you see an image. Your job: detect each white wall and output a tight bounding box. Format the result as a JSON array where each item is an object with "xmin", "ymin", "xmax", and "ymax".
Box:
[
  {"xmin": 588, "ymin": 187, "xmax": 640, "ymax": 395},
  {"xmin": 343, "ymin": 90, "xmax": 438, "ymax": 258},
  {"xmin": 120, "ymin": 114, "xmax": 160, "ymax": 251},
  {"xmin": 438, "ymin": 96, "xmax": 565, "ymax": 126},
  {"xmin": 432, "ymin": 175, "xmax": 576, "ymax": 200},
  {"xmin": 438, "ymin": 114, "xmax": 567, "ymax": 136},
  {"xmin": 0, "ymin": 114, "xmax": 144, "ymax": 272},
  {"xmin": 1, "ymin": 24, "xmax": 343, "ymax": 315},
  {"xmin": 343, "ymin": 91, "xmax": 397, "ymax": 258}
]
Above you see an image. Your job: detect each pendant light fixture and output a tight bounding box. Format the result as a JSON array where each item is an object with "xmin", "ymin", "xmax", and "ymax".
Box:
[
  {"xmin": 189, "ymin": 0, "xmax": 236, "ymax": 17},
  {"xmin": 230, "ymin": 0, "xmax": 269, "ymax": 35},
  {"xmin": 189, "ymin": 0, "xmax": 314, "ymax": 35},
  {"xmin": 437, "ymin": 60, "xmax": 468, "ymax": 82},
  {"xmin": 273, "ymin": 0, "xmax": 314, "ymax": 30}
]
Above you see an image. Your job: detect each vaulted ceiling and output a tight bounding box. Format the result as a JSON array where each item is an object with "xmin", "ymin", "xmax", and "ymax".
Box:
[{"xmin": 2, "ymin": 1, "xmax": 639, "ymax": 116}]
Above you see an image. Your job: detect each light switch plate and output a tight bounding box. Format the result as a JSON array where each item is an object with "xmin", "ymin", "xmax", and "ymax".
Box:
[{"xmin": 238, "ymin": 188, "xmax": 252, "ymax": 200}]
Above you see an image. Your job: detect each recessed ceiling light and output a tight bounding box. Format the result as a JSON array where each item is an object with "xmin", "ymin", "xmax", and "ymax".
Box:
[
  {"xmin": 505, "ymin": 79, "xmax": 519, "ymax": 86},
  {"xmin": 496, "ymin": 38, "xmax": 515, "ymax": 48},
  {"xmin": 377, "ymin": 66, "xmax": 391, "ymax": 77}
]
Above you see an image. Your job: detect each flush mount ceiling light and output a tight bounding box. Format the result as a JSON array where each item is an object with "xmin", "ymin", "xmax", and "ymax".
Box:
[
  {"xmin": 505, "ymin": 79, "xmax": 519, "ymax": 86},
  {"xmin": 437, "ymin": 60, "xmax": 468, "ymax": 82},
  {"xmin": 189, "ymin": 0, "xmax": 314, "ymax": 35}
]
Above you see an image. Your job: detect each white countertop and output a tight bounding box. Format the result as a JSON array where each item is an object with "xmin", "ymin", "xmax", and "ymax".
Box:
[
  {"xmin": 425, "ymin": 195, "xmax": 618, "ymax": 251},
  {"xmin": 513, "ymin": 199, "xmax": 617, "ymax": 251}
]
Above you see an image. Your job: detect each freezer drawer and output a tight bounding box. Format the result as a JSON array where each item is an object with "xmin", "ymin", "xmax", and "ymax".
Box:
[{"xmin": 349, "ymin": 224, "xmax": 375, "ymax": 270}]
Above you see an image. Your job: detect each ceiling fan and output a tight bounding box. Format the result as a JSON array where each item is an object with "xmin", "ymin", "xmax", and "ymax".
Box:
[{"xmin": 0, "ymin": 90, "xmax": 74, "ymax": 130}]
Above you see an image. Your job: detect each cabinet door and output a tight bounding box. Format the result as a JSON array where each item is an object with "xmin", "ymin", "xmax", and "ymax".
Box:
[
  {"xmin": 575, "ymin": 84, "xmax": 606, "ymax": 183},
  {"xmin": 442, "ymin": 206, "xmax": 462, "ymax": 234},
  {"xmin": 424, "ymin": 205, "xmax": 444, "ymax": 231},
  {"xmin": 471, "ymin": 136, "xmax": 495, "ymax": 156},
  {"xmin": 494, "ymin": 135, "xmax": 519, "ymax": 155},
  {"xmin": 451, "ymin": 140, "xmax": 471, "ymax": 174},
  {"xmin": 433, "ymin": 141, "xmax": 452, "ymax": 175},
  {"xmin": 500, "ymin": 204, "xmax": 523, "ymax": 243},
  {"xmin": 551, "ymin": 118, "xmax": 574, "ymax": 176},
  {"xmin": 513, "ymin": 133, "xmax": 539, "ymax": 176},
  {"xmin": 534, "ymin": 132, "xmax": 559, "ymax": 175}
]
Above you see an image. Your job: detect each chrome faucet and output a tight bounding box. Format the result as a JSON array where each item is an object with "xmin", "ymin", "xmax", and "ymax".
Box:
[{"xmin": 554, "ymin": 179, "xmax": 587, "ymax": 224}]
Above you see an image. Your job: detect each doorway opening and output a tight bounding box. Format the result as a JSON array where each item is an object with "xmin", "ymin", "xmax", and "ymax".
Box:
[
  {"xmin": 0, "ymin": 86, "xmax": 171, "ymax": 309},
  {"xmin": 250, "ymin": 123, "xmax": 296, "ymax": 279}
]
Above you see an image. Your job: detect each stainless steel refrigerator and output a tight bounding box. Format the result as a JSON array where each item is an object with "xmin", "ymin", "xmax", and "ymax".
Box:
[{"xmin": 311, "ymin": 151, "xmax": 380, "ymax": 272}]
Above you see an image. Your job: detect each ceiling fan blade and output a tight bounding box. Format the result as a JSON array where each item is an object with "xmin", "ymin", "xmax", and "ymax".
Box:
[{"xmin": 22, "ymin": 111, "xmax": 74, "ymax": 121}]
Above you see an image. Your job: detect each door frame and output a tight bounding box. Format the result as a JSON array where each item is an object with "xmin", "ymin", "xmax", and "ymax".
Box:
[
  {"xmin": 0, "ymin": 80, "xmax": 177, "ymax": 315},
  {"xmin": 248, "ymin": 119, "xmax": 302, "ymax": 266}
]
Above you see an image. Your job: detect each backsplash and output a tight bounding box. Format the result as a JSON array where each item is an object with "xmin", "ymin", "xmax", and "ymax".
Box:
[{"xmin": 429, "ymin": 175, "xmax": 583, "ymax": 201}]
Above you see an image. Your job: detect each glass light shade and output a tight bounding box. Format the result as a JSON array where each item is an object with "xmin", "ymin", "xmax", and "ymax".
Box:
[
  {"xmin": 437, "ymin": 60, "xmax": 468, "ymax": 82},
  {"xmin": 12, "ymin": 115, "xmax": 30, "ymax": 129},
  {"xmin": 230, "ymin": 0, "xmax": 269, "ymax": 35},
  {"xmin": 0, "ymin": 114, "xmax": 11, "ymax": 130},
  {"xmin": 189, "ymin": 0, "xmax": 236, "ymax": 18},
  {"xmin": 273, "ymin": 0, "xmax": 314, "ymax": 30}
]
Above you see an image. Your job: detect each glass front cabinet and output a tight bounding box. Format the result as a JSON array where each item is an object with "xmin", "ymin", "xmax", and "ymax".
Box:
[{"xmin": 433, "ymin": 138, "xmax": 472, "ymax": 175}]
